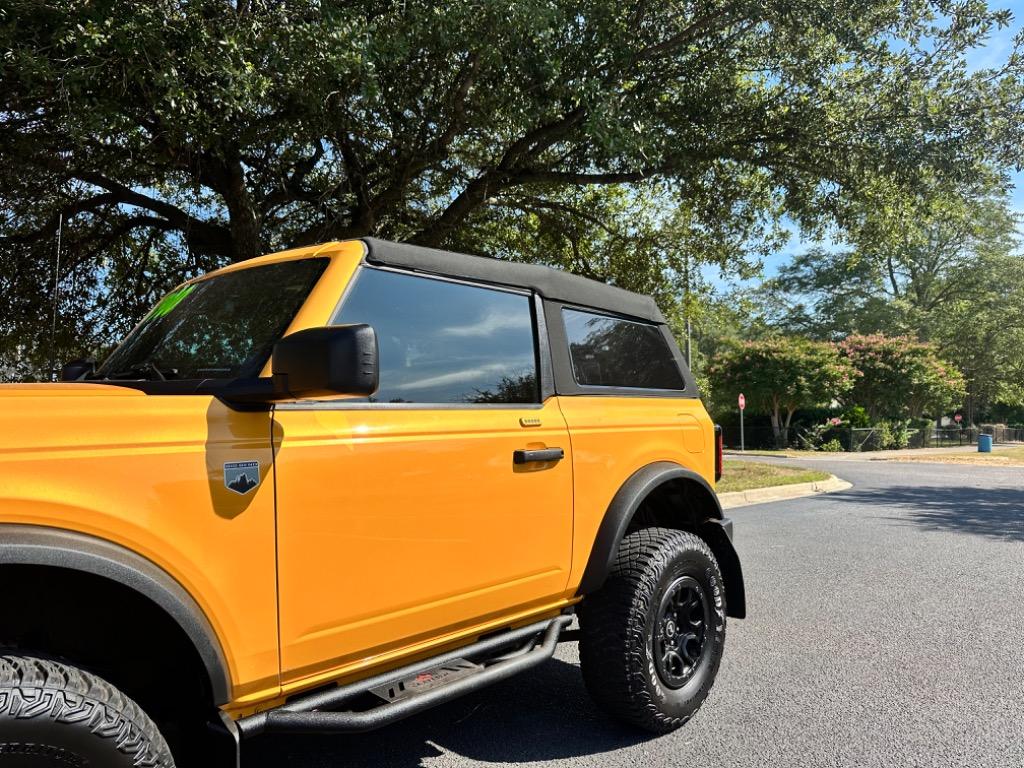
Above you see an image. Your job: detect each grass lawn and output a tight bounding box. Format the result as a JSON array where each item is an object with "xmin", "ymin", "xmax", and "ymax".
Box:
[{"xmin": 717, "ymin": 459, "xmax": 831, "ymax": 494}]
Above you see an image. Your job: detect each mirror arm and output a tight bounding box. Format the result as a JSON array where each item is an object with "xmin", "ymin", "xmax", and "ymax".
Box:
[{"xmin": 217, "ymin": 377, "xmax": 284, "ymax": 411}]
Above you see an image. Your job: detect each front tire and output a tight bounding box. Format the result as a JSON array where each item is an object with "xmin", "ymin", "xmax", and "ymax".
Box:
[
  {"xmin": 578, "ymin": 528, "xmax": 727, "ymax": 733},
  {"xmin": 0, "ymin": 655, "xmax": 175, "ymax": 767}
]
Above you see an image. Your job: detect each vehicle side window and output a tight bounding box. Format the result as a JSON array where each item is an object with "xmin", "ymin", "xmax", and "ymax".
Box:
[
  {"xmin": 332, "ymin": 268, "xmax": 538, "ymax": 404},
  {"xmin": 562, "ymin": 308, "xmax": 685, "ymax": 390}
]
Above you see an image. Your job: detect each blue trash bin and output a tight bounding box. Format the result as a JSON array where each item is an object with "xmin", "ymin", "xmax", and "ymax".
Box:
[{"xmin": 978, "ymin": 434, "xmax": 993, "ymax": 453}]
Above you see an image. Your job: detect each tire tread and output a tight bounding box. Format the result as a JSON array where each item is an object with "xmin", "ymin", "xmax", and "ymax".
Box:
[
  {"xmin": 578, "ymin": 527, "xmax": 726, "ymax": 733},
  {"xmin": 0, "ymin": 655, "xmax": 174, "ymax": 767}
]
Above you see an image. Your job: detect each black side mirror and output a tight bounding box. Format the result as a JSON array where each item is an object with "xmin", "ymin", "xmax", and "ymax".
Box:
[
  {"xmin": 271, "ymin": 324, "xmax": 378, "ymax": 400},
  {"xmin": 61, "ymin": 359, "xmax": 96, "ymax": 381},
  {"xmin": 220, "ymin": 324, "xmax": 378, "ymax": 408}
]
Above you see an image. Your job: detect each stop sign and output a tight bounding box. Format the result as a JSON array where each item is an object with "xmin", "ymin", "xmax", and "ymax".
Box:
[
  {"xmin": 738, "ymin": 393, "xmax": 746, "ymax": 411},
  {"xmin": 954, "ymin": 413, "xmax": 962, "ymax": 423}
]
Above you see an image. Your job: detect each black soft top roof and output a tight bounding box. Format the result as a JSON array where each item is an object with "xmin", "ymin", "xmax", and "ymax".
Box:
[{"xmin": 361, "ymin": 238, "xmax": 665, "ymax": 324}]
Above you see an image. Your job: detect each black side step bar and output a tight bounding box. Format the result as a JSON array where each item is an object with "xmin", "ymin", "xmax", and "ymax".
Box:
[{"xmin": 237, "ymin": 615, "xmax": 573, "ymax": 737}]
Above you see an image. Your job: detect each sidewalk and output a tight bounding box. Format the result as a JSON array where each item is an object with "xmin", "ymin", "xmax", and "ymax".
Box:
[{"xmin": 725, "ymin": 443, "xmax": 1019, "ymax": 462}]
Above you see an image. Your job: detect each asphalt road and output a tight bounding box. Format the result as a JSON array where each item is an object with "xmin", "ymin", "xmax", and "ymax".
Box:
[{"xmin": 247, "ymin": 458, "xmax": 1024, "ymax": 767}]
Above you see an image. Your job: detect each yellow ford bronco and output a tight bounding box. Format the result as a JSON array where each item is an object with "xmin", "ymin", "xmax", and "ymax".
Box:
[{"xmin": 0, "ymin": 239, "xmax": 744, "ymax": 767}]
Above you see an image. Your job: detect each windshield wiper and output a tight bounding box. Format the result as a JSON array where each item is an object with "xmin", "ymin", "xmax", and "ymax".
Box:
[{"xmin": 102, "ymin": 362, "xmax": 178, "ymax": 381}]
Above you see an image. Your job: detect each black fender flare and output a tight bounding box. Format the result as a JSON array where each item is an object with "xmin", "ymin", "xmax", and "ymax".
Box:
[
  {"xmin": 576, "ymin": 461, "xmax": 746, "ymax": 619},
  {"xmin": 0, "ymin": 524, "xmax": 232, "ymax": 705}
]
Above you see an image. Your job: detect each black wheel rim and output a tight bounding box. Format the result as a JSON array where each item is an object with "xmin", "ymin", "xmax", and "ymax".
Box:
[{"xmin": 653, "ymin": 575, "xmax": 709, "ymax": 689}]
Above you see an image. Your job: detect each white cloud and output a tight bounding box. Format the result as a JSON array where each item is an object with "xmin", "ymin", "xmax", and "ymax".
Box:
[
  {"xmin": 439, "ymin": 309, "xmax": 531, "ymax": 338},
  {"xmin": 391, "ymin": 362, "xmax": 510, "ymax": 391}
]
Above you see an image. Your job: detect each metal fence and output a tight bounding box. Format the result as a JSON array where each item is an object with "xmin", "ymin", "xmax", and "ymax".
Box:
[{"xmin": 721, "ymin": 423, "xmax": 1024, "ymax": 452}]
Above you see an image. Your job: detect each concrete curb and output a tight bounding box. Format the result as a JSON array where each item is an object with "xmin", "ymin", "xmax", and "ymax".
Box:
[{"xmin": 718, "ymin": 475, "xmax": 852, "ymax": 509}]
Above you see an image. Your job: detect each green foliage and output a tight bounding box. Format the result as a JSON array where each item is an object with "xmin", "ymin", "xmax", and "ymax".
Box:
[
  {"xmin": 758, "ymin": 187, "xmax": 1024, "ymax": 420},
  {"xmin": 858, "ymin": 421, "xmax": 891, "ymax": 451},
  {"xmin": 839, "ymin": 334, "xmax": 967, "ymax": 420},
  {"xmin": 856, "ymin": 420, "xmax": 910, "ymax": 451},
  {"xmin": 708, "ymin": 337, "xmax": 856, "ymax": 447},
  {"xmin": 841, "ymin": 406, "xmax": 872, "ymax": 428},
  {"xmin": 889, "ymin": 421, "xmax": 911, "ymax": 450},
  {"xmin": 1, "ymin": 0, "xmax": 1022, "ymax": 375},
  {"xmin": 463, "ymin": 185, "xmax": 777, "ymax": 330},
  {"xmin": 796, "ymin": 418, "xmax": 845, "ymax": 451},
  {"xmin": 820, "ymin": 439, "xmax": 843, "ymax": 453},
  {"xmin": 0, "ymin": 240, "xmax": 224, "ymax": 380}
]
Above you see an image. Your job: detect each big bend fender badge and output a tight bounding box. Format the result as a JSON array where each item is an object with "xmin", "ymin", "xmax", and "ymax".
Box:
[{"xmin": 224, "ymin": 461, "xmax": 261, "ymax": 496}]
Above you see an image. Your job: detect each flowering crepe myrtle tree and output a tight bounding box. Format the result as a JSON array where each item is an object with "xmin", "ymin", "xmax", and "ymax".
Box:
[
  {"xmin": 709, "ymin": 337, "xmax": 856, "ymax": 448},
  {"xmin": 838, "ymin": 334, "xmax": 966, "ymax": 421}
]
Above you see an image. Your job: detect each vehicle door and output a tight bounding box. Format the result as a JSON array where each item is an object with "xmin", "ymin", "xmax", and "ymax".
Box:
[{"xmin": 273, "ymin": 266, "xmax": 574, "ymax": 682}]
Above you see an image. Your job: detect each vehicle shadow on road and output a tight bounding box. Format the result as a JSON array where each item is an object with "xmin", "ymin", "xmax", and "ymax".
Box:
[
  {"xmin": 244, "ymin": 657, "xmax": 651, "ymax": 767},
  {"xmin": 831, "ymin": 484, "xmax": 1024, "ymax": 542}
]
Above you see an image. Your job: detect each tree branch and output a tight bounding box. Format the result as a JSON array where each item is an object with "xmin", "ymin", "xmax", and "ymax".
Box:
[
  {"xmin": 73, "ymin": 172, "xmax": 233, "ymax": 256},
  {"xmin": 631, "ymin": 10, "xmax": 728, "ymax": 64}
]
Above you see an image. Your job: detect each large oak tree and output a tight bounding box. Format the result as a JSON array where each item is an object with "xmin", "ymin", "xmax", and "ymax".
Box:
[
  {"xmin": 3, "ymin": 0, "xmax": 1021, "ymax": 261},
  {"xmin": 1, "ymin": 0, "xmax": 1022, "ymax": 374}
]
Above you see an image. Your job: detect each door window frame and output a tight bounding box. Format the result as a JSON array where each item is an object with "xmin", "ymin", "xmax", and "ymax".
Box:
[{"xmin": 276, "ymin": 265, "xmax": 554, "ymax": 411}]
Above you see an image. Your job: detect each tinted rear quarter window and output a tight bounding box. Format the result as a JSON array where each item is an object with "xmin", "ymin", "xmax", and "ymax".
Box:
[
  {"xmin": 563, "ymin": 308, "xmax": 684, "ymax": 390},
  {"xmin": 333, "ymin": 268, "xmax": 538, "ymax": 404}
]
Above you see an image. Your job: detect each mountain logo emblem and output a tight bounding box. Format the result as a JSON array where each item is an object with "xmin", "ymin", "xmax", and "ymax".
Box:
[{"xmin": 224, "ymin": 461, "xmax": 260, "ymax": 496}]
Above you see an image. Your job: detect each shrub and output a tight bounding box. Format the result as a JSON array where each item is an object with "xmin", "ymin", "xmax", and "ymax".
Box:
[
  {"xmin": 796, "ymin": 418, "xmax": 845, "ymax": 451},
  {"xmin": 842, "ymin": 406, "xmax": 871, "ymax": 427},
  {"xmin": 858, "ymin": 420, "xmax": 908, "ymax": 451},
  {"xmin": 889, "ymin": 421, "xmax": 910, "ymax": 449}
]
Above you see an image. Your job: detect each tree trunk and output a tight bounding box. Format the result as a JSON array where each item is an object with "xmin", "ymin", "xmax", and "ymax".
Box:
[
  {"xmin": 781, "ymin": 408, "xmax": 796, "ymax": 448},
  {"xmin": 224, "ymin": 159, "xmax": 262, "ymax": 262},
  {"xmin": 770, "ymin": 399, "xmax": 783, "ymax": 449}
]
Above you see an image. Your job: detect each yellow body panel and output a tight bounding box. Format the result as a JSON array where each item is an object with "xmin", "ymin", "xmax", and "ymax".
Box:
[
  {"xmin": 0, "ymin": 389, "xmax": 280, "ymax": 700},
  {"xmin": 0, "ymin": 240, "xmax": 716, "ymax": 716},
  {"xmin": 272, "ymin": 399, "xmax": 575, "ymax": 685},
  {"xmin": 556, "ymin": 396, "xmax": 715, "ymax": 590}
]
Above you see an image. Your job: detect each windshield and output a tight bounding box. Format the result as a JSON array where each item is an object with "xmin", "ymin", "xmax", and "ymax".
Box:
[{"xmin": 97, "ymin": 258, "xmax": 328, "ymax": 381}]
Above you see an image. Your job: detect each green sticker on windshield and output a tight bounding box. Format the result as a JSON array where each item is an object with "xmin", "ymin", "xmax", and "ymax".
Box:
[{"xmin": 148, "ymin": 284, "xmax": 196, "ymax": 321}]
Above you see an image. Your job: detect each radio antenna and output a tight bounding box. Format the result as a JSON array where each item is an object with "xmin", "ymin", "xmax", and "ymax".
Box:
[{"xmin": 48, "ymin": 212, "xmax": 63, "ymax": 382}]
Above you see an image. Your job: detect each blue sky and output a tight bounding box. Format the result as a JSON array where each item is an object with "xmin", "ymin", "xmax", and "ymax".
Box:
[{"xmin": 723, "ymin": 6, "xmax": 1023, "ymax": 288}]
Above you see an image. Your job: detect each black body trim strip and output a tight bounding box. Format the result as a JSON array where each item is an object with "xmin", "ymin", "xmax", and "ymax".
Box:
[
  {"xmin": 576, "ymin": 462, "xmax": 746, "ymax": 618},
  {"xmin": 533, "ymin": 293, "xmax": 556, "ymax": 402},
  {"xmin": 0, "ymin": 525, "xmax": 232, "ymax": 705}
]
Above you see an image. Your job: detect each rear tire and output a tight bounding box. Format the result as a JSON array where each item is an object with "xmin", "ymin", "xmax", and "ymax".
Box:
[
  {"xmin": 578, "ymin": 528, "xmax": 727, "ymax": 733},
  {"xmin": 0, "ymin": 655, "xmax": 175, "ymax": 767}
]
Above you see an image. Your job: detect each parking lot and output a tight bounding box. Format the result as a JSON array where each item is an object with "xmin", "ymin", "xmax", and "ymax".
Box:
[{"xmin": 250, "ymin": 458, "xmax": 1024, "ymax": 767}]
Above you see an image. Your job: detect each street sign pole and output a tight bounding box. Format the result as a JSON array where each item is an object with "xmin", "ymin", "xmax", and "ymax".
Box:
[{"xmin": 738, "ymin": 393, "xmax": 746, "ymax": 453}]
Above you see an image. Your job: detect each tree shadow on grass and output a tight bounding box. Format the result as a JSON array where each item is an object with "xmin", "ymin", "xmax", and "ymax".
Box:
[
  {"xmin": 245, "ymin": 657, "xmax": 651, "ymax": 768},
  {"xmin": 829, "ymin": 484, "xmax": 1024, "ymax": 542}
]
